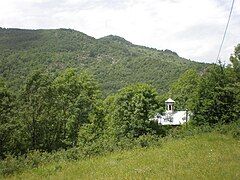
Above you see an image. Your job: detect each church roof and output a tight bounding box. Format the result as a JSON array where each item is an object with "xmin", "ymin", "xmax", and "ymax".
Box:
[
  {"xmin": 165, "ymin": 98, "xmax": 175, "ymax": 103},
  {"xmin": 156, "ymin": 111, "xmax": 188, "ymax": 125}
]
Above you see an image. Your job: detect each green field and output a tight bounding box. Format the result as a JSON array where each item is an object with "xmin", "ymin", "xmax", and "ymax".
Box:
[{"xmin": 5, "ymin": 133, "xmax": 240, "ymax": 179}]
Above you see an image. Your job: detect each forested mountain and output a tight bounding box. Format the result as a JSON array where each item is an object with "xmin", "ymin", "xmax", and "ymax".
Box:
[
  {"xmin": 0, "ymin": 27, "xmax": 208, "ymax": 95},
  {"xmin": 0, "ymin": 27, "xmax": 239, "ymax": 177}
]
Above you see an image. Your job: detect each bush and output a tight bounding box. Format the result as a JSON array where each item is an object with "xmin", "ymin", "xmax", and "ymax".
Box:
[
  {"xmin": 0, "ymin": 155, "xmax": 25, "ymax": 176},
  {"xmin": 167, "ymin": 120, "xmax": 240, "ymax": 140},
  {"xmin": 168, "ymin": 124, "xmax": 213, "ymax": 138},
  {"xmin": 0, "ymin": 148, "xmax": 84, "ymax": 177},
  {"xmin": 25, "ymin": 150, "xmax": 47, "ymax": 168},
  {"xmin": 135, "ymin": 134, "xmax": 162, "ymax": 148},
  {"xmin": 214, "ymin": 120, "xmax": 240, "ymax": 139}
]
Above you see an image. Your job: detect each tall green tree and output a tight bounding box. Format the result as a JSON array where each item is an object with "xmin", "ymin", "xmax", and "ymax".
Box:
[
  {"xmin": 19, "ymin": 68, "xmax": 101, "ymax": 151},
  {"xmin": 0, "ymin": 79, "xmax": 27, "ymax": 158},
  {"xmin": 0, "ymin": 79, "xmax": 14, "ymax": 158},
  {"xmin": 170, "ymin": 69, "xmax": 200, "ymax": 110},
  {"xmin": 20, "ymin": 71, "xmax": 55, "ymax": 150},
  {"xmin": 52, "ymin": 68, "xmax": 100, "ymax": 147},
  {"xmin": 192, "ymin": 45, "xmax": 240, "ymax": 125},
  {"xmin": 230, "ymin": 44, "xmax": 240, "ymax": 80},
  {"xmin": 77, "ymin": 101, "xmax": 105, "ymax": 155},
  {"xmin": 105, "ymin": 83, "xmax": 161, "ymax": 139}
]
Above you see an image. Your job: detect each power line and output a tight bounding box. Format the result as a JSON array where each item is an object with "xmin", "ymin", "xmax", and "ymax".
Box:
[{"xmin": 216, "ymin": 0, "xmax": 235, "ymax": 63}]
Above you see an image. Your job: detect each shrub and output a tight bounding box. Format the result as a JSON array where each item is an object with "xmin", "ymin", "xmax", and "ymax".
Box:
[
  {"xmin": 168, "ymin": 124, "xmax": 212, "ymax": 139},
  {"xmin": 0, "ymin": 155, "xmax": 25, "ymax": 176},
  {"xmin": 135, "ymin": 134, "xmax": 162, "ymax": 148},
  {"xmin": 214, "ymin": 120, "xmax": 240, "ymax": 139},
  {"xmin": 25, "ymin": 150, "xmax": 46, "ymax": 168}
]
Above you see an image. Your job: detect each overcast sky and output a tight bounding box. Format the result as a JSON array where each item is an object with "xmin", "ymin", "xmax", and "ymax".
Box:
[{"xmin": 0, "ymin": 0, "xmax": 239, "ymax": 63}]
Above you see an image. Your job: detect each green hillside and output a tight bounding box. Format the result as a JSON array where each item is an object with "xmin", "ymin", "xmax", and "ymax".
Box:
[
  {"xmin": 5, "ymin": 133, "xmax": 240, "ymax": 179},
  {"xmin": 0, "ymin": 28, "xmax": 208, "ymax": 95}
]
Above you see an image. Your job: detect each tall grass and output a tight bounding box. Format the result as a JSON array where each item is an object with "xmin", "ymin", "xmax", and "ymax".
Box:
[
  {"xmin": 1, "ymin": 121, "xmax": 239, "ymax": 179},
  {"xmin": 5, "ymin": 133, "xmax": 240, "ymax": 179}
]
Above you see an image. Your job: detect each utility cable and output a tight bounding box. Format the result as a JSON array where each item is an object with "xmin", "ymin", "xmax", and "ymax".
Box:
[{"xmin": 216, "ymin": 0, "xmax": 235, "ymax": 63}]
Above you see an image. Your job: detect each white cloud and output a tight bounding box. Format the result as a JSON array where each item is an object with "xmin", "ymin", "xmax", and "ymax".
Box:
[{"xmin": 0, "ymin": 0, "xmax": 239, "ymax": 63}]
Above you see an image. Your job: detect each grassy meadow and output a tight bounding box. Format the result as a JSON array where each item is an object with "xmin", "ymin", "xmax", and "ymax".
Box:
[{"xmin": 4, "ymin": 132, "xmax": 240, "ymax": 180}]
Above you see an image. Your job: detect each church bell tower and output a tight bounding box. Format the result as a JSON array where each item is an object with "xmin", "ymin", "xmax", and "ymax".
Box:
[{"xmin": 165, "ymin": 98, "xmax": 175, "ymax": 114}]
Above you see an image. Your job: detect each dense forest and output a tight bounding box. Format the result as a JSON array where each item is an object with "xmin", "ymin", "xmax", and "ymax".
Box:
[
  {"xmin": 0, "ymin": 28, "xmax": 208, "ymax": 96},
  {"xmin": 0, "ymin": 28, "xmax": 239, "ymax": 177}
]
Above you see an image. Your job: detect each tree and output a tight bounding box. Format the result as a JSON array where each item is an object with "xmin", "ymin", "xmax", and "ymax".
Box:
[
  {"xmin": 105, "ymin": 83, "xmax": 161, "ymax": 139},
  {"xmin": 192, "ymin": 61, "xmax": 240, "ymax": 125},
  {"xmin": 52, "ymin": 68, "xmax": 100, "ymax": 147},
  {"xmin": 20, "ymin": 71, "xmax": 55, "ymax": 150},
  {"xmin": 170, "ymin": 69, "xmax": 200, "ymax": 110},
  {"xmin": 0, "ymin": 79, "xmax": 26, "ymax": 158},
  {"xmin": 19, "ymin": 68, "xmax": 101, "ymax": 151},
  {"xmin": 191, "ymin": 45, "xmax": 240, "ymax": 125},
  {"xmin": 77, "ymin": 103, "xmax": 106, "ymax": 155},
  {"xmin": 230, "ymin": 44, "xmax": 240, "ymax": 80}
]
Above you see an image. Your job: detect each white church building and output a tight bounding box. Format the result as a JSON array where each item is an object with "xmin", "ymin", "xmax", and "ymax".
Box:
[{"xmin": 153, "ymin": 98, "xmax": 190, "ymax": 126}]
